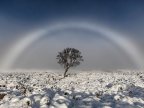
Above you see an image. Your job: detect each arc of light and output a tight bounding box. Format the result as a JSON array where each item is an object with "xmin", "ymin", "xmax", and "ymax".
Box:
[{"xmin": 1, "ymin": 22, "xmax": 144, "ymax": 70}]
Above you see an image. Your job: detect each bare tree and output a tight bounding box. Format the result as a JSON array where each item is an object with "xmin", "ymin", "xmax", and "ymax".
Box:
[{"xmin": 56, "ymin": 48, "xmax": 83, "ymax": 77}]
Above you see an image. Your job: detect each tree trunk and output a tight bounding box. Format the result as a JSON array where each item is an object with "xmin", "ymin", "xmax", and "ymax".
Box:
[{"xmin": 64, "ymin": 67, "xmax": 69, "ymax": 77}]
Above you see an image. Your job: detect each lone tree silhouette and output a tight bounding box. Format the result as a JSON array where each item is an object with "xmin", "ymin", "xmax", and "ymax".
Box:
[{"xmin": 56, "ymin": 48, "xmax": 83, "ymax": 77}]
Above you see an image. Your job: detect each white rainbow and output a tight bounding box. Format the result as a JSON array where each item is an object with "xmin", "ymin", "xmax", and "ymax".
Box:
[{"xmin": 1, "ymin": 22, "xmax": 144, "ymax": 70}]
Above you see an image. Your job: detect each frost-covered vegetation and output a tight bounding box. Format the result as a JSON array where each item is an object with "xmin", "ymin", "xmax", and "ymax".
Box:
[{"xmin": 0, "ymin": 70, "xmax": 144, "ymax": 108}]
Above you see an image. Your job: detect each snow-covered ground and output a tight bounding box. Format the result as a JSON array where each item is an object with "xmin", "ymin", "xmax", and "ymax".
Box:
[{"xmin": 0, "ymin": 70, "xmax": 144, "ymax": 108}]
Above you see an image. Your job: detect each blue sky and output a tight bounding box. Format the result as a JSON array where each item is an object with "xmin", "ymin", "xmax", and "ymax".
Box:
[{"xmin": 0, "ymin": 0, "xmax": 144, "ymax": 70}]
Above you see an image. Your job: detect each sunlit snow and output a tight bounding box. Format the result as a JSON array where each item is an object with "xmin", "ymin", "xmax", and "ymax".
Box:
[{"xmin": 0, "ymin": 70, "xmax": 144, "ymax": 108}]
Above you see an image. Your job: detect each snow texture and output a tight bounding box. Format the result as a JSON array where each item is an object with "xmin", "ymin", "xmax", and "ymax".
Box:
[{"xmin": 0, "ymin": 70, "xmax": 144, "ymax": 108}]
